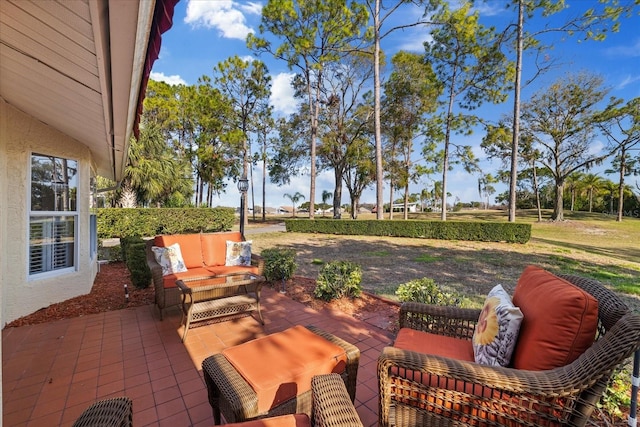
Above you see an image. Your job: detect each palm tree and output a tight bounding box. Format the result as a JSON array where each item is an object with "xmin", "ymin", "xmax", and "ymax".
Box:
[
  {"xmin": 321, "ymin": 190, "xmax": 332, "ymax": 217},
  {"xmin": 283, "ymin": 192, "xmax": 305, "ymax": 217},
  {"xmin": 581, "ymin": 174, "xmax": 603, "ymax": 213},
  {"xmin": 601, "ymin": 179, "xmax": 618, "ymax": 215},
  {"xmin": 565, "ymin": 172, "xmax": 583, "ymax": 212}
]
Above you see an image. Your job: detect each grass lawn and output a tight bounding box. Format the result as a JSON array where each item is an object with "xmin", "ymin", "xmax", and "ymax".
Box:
[{"xmin": 249, "ymin": 209, "xmax": 640, "ymax": 311}]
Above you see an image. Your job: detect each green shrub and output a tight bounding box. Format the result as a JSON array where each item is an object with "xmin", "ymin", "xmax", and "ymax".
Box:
[
  {"xmin": 285, "ymin": 219, "xmax": 531, "ymax": 243},
  {"xmin": 125, "ymin": 242, "xmax": 151, "ymax": 289},
  {"xmin": 314, "ymin": 261, "xmax": 362, "ymax": 301},
  {"xmin": 262, "ymin": 248, "xmax": 297, "ymax": 282},
  {"xmin": 396, "ymin": 278, "xmax": 461, "ymax": 306},
  {"xmin": 120, "ymin": 236, "xmax": 143, "ymax": 263},
  {"xmin": 599, "ymin": 365, "xmax": 631, "ymax": 422},
  {"xmin": 97, "ymin": 207, "xmax": 234, "ymax": 238}
]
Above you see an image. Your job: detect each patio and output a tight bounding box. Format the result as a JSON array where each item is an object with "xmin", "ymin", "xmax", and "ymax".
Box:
[{"xmin": 3, "ymin": 286, "xmax": 393, "ymax": 427}]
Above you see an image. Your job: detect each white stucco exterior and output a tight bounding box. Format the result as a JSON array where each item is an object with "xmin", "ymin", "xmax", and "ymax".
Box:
[{"xmin": 1, "ymin": 99, "xmax": 99, "ymax": 326}]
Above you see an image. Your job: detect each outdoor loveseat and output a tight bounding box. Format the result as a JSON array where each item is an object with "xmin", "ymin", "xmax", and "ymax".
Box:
[
  {"xmin": 146, "ymin": 231, "xmax": 264, "ymax": 319},
  {"xmin": 378, "ymin": 265, "xmax": 640, "ymax": 427}
]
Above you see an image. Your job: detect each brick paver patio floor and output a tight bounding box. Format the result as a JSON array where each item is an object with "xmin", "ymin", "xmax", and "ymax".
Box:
[{"xmin": 3, "ymin": 286, "xmax": 395, "ymax": 426}]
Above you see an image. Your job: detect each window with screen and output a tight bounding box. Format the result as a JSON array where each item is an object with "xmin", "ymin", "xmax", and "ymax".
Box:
[{"xmin": 29, "ymin": 154, "xmax": 78, "ymax": 276}]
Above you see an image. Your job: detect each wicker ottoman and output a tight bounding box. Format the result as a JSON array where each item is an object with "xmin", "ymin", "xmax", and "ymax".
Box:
[{"xmin": 202, "ymin": 325, "xmax": 360, "ymax": 425}]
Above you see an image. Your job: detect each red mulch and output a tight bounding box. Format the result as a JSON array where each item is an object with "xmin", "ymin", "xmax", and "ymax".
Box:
[
  {"xmin": 6, "ymin": 262, "xmax": 155, "ymax": 328},
  {"xmin": 6, "ymin": 262, "xmax": 400, "ymax": 333}
]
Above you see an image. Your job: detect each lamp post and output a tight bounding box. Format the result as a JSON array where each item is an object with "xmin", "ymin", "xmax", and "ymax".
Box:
[{"xmin": 237, "ymin": 174, "xmax": 249, "ymax": 238}]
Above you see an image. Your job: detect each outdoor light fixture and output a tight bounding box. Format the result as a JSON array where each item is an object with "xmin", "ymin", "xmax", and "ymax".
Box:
[{"xmin": 237, "ymin": 174, "xmax": 249, "ymax": 238}]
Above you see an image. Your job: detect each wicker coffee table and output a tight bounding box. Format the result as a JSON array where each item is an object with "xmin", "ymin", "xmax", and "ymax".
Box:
[{"xmin": 176, "ymin": 273, "xmax": 264, "ymax": 341}]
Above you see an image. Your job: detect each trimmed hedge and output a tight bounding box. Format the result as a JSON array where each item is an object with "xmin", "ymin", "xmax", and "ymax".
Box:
[
  {"xmin": 284, "ymin": 219, "xmax": 531, "ymax": 244},
  {"xmin": 97, "ymin": 207, "xmax": 234, "ymax": 238}
]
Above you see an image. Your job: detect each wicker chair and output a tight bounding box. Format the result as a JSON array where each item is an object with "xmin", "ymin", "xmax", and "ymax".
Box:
[
  {"xmin": 377, "ymin": 274, "xmax": 640, "ymax": 427},
  {"xmin": 72, "ymin": 397, "xmax": 132, "ymax": 427}
]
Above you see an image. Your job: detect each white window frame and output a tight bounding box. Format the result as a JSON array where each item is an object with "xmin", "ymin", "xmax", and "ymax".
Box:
[{"xmin": 28, "ymin": 153, "xmax": 79, "ymax": 279}]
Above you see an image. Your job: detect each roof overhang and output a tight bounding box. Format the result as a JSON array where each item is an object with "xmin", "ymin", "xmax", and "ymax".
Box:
[{"xmin": 0, "ymin": 0, "xmax": 177, "ymax": 181}]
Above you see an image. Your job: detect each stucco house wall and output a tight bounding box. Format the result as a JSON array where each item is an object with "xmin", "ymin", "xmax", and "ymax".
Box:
[{"xmin": 1, "ymin": 99, "xmax": 98, "ymax": 326}]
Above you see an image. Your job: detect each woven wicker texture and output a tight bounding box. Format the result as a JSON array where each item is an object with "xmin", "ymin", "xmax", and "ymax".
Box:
[
  {"xmin": 312, "ymin": 374, "xmax": 363, "ymax": 427},
  {"xmin": 72, "ymin": 397, "xmax": 132, "ymax": 427},
  {"xmin": 378, "ymin": 274, "xmax": 640, "ymax": 427},
  {"xmin": 202, "ymin": 325, "xmax": 360, "ymax": 424},
  {"xmin": 146, "ymin": 238, "xmax": 265, "ymax": 320}
]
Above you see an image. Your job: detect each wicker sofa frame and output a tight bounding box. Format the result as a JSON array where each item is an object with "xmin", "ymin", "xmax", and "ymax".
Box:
[
  {"xmin": 202, "ymin": 325, "xmax": 360, "ymax": 425},
  {"xmin": 377, "ymin": 274, "xmax": 640, "ymax": 427},
  {"xmin": 145, "ymin": 236, "xmax": 264, "ymax": 320}
]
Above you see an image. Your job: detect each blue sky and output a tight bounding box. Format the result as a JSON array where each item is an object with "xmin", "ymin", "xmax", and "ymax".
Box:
[{"xmin": 150, "ymin": 1, "xmax": 640, "ymax": 210}]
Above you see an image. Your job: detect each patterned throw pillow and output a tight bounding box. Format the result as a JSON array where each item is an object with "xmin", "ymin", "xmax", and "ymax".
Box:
[
  {"xmin": 473, "ymin": 284, "xmax": 524, "ymax": 367},
  {"xmin": 151, "ymin": 243, "xmax": 188, "ymax": 276},
  {"xmin": 225, "ymin": 240, "xmax": 252, "ymax": 266}
]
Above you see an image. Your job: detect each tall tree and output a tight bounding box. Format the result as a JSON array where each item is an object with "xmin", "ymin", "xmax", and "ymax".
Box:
[
  {"xmin": 492, "ymin": 0, "xmax": 637, "ymax": 222},
  {"xmin": 425, "ymin": 1, "xmax": 514, "ymax": 220},
  {"xmin": 382, "ymin": 51, "xmax": 441, "ymax": 219},
  {"xmin": 482, "ymin": 122, "xmax": 544, "ymax": 220},
  {"xmin": 248, "ymin": 0, "xmax": 369, "ymax": 219},
  {"xmin": 520, "ymin": 72, "xmax": 611, "ymax": 221},
  {"xmin": 214, "ymin": 56, "xmax": 271, "ymax": 227},
  {"xmin": 255, "ymin": 104, "xmax": 276, "ymax": 222},
  {"xmin": 596, "ymin": 97, "xmax": 640, "ymax": 221},
  {"xmin": 316, "ymin": 52, "xmax": 374, "ymax": 219},
  {"xmin": 363, "ymin": 0, "xmax": 439, "ymax": 219}
]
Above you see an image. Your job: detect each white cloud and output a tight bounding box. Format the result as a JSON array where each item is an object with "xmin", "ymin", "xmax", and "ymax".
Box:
[
  {"xmin": 617, "ymin": 74, "xmax": 640, "ymax": 90},
  {"xmin": 605, "ymin": 38, "xmax": 640, "ymax": 58},
  {"xmin": 184, "ymin": 0, "xmax": 255, "ymax": 40},
  {"xmin": 150, "ymin": 72, "xmax": 187, "ymax": 86},
  {"xmin": 241, "ymin": 55, "xmax": 255, "ymax": 63},
  {"xmin": 270, "ymin": 72, "xmax": 298, "ymax": 115},
  {"xmin": 587, "ymin": 139, "xmax": 605, "ymax": 157},
  {"xmin": 240, "ymin": 2, "xmax": 262, "ymax": 15}
]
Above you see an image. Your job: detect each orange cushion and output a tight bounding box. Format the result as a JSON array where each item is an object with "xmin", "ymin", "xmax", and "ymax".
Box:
[
  {"xmin": 205, "ymin": 265, "xmax": 260, "ymax": 277},
  {"xmin": 202, "ymin": 231, "xmax": 242, "ymax": 266},
  {"xmin": 393, "ymin": 328, "xmax": 475, "ymax": 362},
  {"xmin": 222, "ymin": 326, "xmax": 348, "ymax": 413},
  {"xmin": 511, "ymin": 265, "xmax": 598, "ymax": 371},
  {"xmin": 162, "ymin": 267, "xmax": 214, "ymax": 289},
  {"xmin": 154, "ymin": 234, "xmax": 203, "ymax": 269},
  {"xmin": 224, "ymin": 414, "xmax": 310, "ymax": 427}
]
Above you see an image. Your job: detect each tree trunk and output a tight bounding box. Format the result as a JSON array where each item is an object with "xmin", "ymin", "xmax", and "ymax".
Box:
[
  {"xmin": 533, "ymin": 165, "xmax": 542, "ymax": 222},
  {"xmin": 403, "ymin": 183, "xmax": 409, "ymax": 220},
  {"xmin": 373, "ymin": 0, "xmax": 384, "ymax": 220},
  {"xmin": 508, "ymin": 0, "xmax": 524, "ymax": 223},
  {"xmin": 388, "ymin": 179, "xmax": 394, "ymax": 220},
  {"xmin": 618, "ymin": 150, "xmax": 626, "ymax": 222},
  {"xmin": 333, "ymin": 169, "xmax": 343, "ymax": 220},
  {"xmin": 262, "ymin": 148, "xmax": 267, "ymax": 222},
  {"xmin": 552, "ymin": 180, "xmax": 564, "ymax": 221}
]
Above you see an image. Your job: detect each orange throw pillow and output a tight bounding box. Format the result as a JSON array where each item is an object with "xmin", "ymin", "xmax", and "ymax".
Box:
[{"xmin": 511, "ymin": 265, "xmax": 598, "ymax": 371}]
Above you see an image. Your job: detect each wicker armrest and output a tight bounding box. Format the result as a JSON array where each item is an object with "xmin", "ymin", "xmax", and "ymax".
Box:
[
  {"xmin": 311, "ymin": 374, "xmax": 363, "ymax": 427},
  {"xmin": 145, "ymin": 240, "xmax": 164, "ymax": 287},
  {"xmin": 306, "ymin": 325, "xmax": 360, "ymax": 402},
  {"xmin": 72, "ymin": 397, "xmax": 132, "ymax": 427},
  {"xmin": 399, "ymin": 301, "xmax": 481, "ymax": 339},
  {"xmin": 379, "ymin": 311, "xmax": 640, "ymax": 427},
  {"xmin": 251, "ymin": 253, "xmax": 265, "ymax": 276}
]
